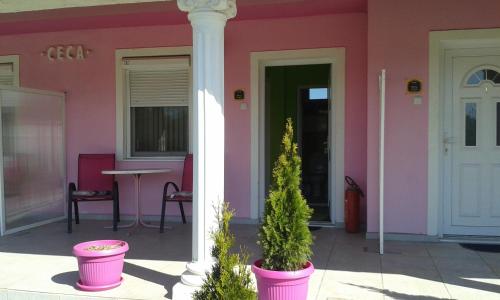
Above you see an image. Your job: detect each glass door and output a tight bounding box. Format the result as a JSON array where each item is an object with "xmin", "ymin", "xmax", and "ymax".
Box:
[
  {"xmin": 0, "ymin": 87, "xmax": 65, "ymax": 235},
  {"xmin": 265, "ymin": 64, "xmax": 331, "ymax": 223},
  {"xmin": 298, "ymin": 87, "xmax": 330, "ymax": 222}
]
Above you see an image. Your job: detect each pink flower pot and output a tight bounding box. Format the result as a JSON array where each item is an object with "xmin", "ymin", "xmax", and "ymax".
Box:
[
  {"xmin": 251, "ymin": 260, "xmax": 314, "ymax": 300},
  {"xmin": 73, "ymin": 240, "xmax": 129, "ymax": 291}
]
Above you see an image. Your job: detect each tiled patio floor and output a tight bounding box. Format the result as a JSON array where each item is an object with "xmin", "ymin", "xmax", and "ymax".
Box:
[{"xmin": 0, "ymin": 221, "xmax": 499, "ymax": 299}]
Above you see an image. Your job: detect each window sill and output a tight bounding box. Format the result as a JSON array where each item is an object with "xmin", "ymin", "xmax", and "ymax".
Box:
[{"xmin": 118, "ymin": 156, "xmax": 185, "ymax": 162}]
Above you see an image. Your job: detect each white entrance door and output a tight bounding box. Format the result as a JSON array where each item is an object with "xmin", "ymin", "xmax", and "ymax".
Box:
[{"xmin": 443, "ymin": 48, "xmax": 500, "ymax": 236}]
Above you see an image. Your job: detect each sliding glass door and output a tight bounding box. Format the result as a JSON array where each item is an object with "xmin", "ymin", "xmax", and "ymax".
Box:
[{"xmin": 0, "ymin": 87, "xmax": 65, "ymax": 235}]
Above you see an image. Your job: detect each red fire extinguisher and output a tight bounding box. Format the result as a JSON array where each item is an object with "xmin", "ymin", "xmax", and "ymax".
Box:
[{"xmin": 344, "ymin": 176, "xmax": 364, "ymax": 233}]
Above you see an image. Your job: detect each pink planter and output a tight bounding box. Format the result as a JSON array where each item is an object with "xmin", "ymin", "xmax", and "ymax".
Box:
[
  {"xmin": 252, "ymin": 260, "xmax": 314, "ymax": 300},
  {"xmin": 73, "ymin": 240, "xmax": 129, "ymax": 291}
]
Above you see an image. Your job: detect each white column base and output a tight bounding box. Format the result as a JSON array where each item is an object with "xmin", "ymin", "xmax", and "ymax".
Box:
[
  {"xmin": 186, "ymin": 261, "xmax": 208, "ymax": 276},
  {"xmin": 172, "ymin": 262, "xmax": 211, "ymax": 299},
  {"xmin": 172, "ymin": 280, "xmax": 199, "ymax": 300},
  {"xmin": 180, "ymin": 261, "xmax": 211, "ymax": 286},
  {"xmin": 181, "ymin": 271, "xmax": 205, "ymax": 287}
]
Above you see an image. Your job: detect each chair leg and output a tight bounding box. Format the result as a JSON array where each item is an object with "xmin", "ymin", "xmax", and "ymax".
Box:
[
  {"xmin": 74, "ymin": 201, "xmax": 80, "ymax": 224},
  {"xmin": 116, "ymin": 197, "xmax": 120, "ymax": 223},
  {"xmin": 115, "ymin": 182, "xmax": 120, "ymax": 222},
  {"xmin": 67, "ymin": 199, "xmax": 72, "ymax": 233},
  {"xmin": 67, "ymin": 183, "xmax": 76, "ymax": 233},
  {"xmin": 113, "ymin": 197, "xmax": 118, "ymax": 232},
  {"xmin": 160, "ymin": 200, "xmax": 167, "ymax": 233},
  {"xmin": 179, "ymin": 202, "xmax": 186, "ymax": 224}
]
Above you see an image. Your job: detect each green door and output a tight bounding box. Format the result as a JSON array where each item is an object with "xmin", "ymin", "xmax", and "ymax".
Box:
[{"xmin": 265, "ymin": 64, "xmax": 331, "ymax": 222}]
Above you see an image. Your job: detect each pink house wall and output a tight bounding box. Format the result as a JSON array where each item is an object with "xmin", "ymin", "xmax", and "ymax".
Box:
[
  {"xmin": 366, "ymin": 0, "xmax": 500, "ymax": 234},
  {"xmin": 0, "ymin": 13, "xmax": 367, "ymax": 220}
]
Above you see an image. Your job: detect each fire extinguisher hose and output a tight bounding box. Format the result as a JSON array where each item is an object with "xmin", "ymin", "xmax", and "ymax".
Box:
[{"xmin": 345, "ymin": 176, "xmax": 364, "ymax": 197}]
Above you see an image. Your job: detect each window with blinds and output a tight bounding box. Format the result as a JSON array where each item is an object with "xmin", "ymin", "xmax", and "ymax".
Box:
[
  {"xmin": 123, "ymin": 56, "xmax": 191, "ymax": 157},
  {"xmin": 0, "ymin": 63, "xmax": 15, "ymax": 86}
]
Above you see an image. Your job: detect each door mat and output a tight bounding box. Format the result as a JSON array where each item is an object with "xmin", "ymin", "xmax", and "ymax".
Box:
[{"xmin": 460, "ymin": 243, "xmax": 500, "ymax": 253}]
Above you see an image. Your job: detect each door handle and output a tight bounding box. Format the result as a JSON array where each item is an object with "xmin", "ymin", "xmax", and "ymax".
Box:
[{"xmin": 443, "ymin": 136, "xmax": 456, "ymax": 154}]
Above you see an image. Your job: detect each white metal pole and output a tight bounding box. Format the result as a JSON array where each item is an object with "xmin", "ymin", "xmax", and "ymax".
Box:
[{"xmin": 379, "ymin": 69, "xmax": 386, "ymax": 255}]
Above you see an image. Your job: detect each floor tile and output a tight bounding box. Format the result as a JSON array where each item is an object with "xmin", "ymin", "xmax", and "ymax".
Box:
[
  {"xmin": 383, "ymin": 241, "xmax": 430, "ymax": 257},
  {"xmin": 381, "ymin": 253, "xmax": 437, "ymax": 273},
  {"xmin": 425, "ymin": 243, "xmax": 480, "ymax": 259},
  {"xmin": 441, "ymin": 273, "xmax": 500, "ymax": 300},
  {"xmin": 382, "ymin": 271, "xmax": 450, "ymax": 299},
  {"xmin": 6, "ymin": 290, "xmax": 60, "ymax": 300},
  {"xmin": 433, "ymin": 256, "xmax": 493, "ymax": 273},
  {"xmin": 329, "ymin": 247, "xmax": 381, "ymax": 273},
  {"xmin": 59, "ymin": 296, "xmax": 116, "ymax": 300},
  {"xmin": 477, "ymin": 251, "xmax": 500, "ymax": 276},
  {"xmin": 307, "ymin": 269, "xmax": 326, "ymax": 300},
  {"xmin": 316, "ymin": 269, "xmax": 384, "ymax": 300}
]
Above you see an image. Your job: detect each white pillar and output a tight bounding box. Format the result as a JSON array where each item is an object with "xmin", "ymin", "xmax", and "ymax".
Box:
[{"xmin": 173, "ymin": 1, "xmax": 236, "ymax": 299}]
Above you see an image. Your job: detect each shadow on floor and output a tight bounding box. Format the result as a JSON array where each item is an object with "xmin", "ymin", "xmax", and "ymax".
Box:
[
  {"xmin": 124, "ymin": 261, "xmax": 178, "ymax": 297},
  {"xmin": 51, "ymin": 271, "xmax": 79, "ymax": 288},
  {"xmin": 51, "ymin": 262, "xmax": 178, "ymax": 298},
  {"xmin": 346, "ymin": 283, "xmax": 449, "ymax": 300}
]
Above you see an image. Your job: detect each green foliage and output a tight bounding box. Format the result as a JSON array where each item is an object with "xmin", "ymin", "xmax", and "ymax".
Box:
[
  {"xmin": 193, "ymin": 203, "xmax": 256, "ymax": 300},
  {"xmin": 258, "ymin": 118, "xmax": 313, "ymax": 271}
]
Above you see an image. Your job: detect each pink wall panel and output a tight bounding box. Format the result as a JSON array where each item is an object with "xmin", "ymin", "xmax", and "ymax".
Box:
[
  {"xmin": 366, "ymin": 0, "xmax": 500, "ymax": 234},
  {"xmin": 0, "ymin": 13, "xmax": 367, "ymax": 221}
]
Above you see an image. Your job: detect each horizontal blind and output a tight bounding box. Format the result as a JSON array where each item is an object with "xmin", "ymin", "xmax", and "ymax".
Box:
[
  {"xmin": 124, "ymin": 57, "xmax": 190, "ymax": 107},
  {"xmin": 0, "ymin": 63, "xmax": 14, "ymax": 86}
]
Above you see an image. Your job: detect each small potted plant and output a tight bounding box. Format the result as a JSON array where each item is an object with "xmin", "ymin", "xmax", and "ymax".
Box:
[
  {"xmin": 73, "ymin": 240, "xmax": 129, "ymax": 291},
  {"xmin": 194, "ymin": 203, "xmax": 256, "ymax": 300},
  {"xmin": 252, "ymin": 118, "xmax": 314, "ymax": 300}
]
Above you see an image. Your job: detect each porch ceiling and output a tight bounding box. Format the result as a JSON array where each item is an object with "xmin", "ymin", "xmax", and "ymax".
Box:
[{"xmin": 0, "ymin": 0, "xmax": 367, "ymax": 35}]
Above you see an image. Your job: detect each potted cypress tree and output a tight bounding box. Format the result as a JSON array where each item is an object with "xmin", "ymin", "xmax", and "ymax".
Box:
[
  {"xmin": 252, "ymin": 118, "xmax": 314, "ymax": 300},
  {"xmin": 193, "ymin": 203, "xmax": 256, "ymax": 300}
]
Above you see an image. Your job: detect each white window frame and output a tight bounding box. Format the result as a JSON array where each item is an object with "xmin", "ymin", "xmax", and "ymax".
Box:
[
  {"xmin": 115, "ymin": 47, "xmax": 192, "ymax": 161},
  {"xmin": 0, "ymin": 55, "xmax": 20, "ymax": 87}
]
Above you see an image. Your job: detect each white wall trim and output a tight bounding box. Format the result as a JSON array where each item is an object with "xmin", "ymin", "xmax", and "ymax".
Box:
[
  {"xmin": 115, "ymin": 46, "xmax": 192, "ymax": 161},
  {"xmin": 0, "ymin": 0, "xmax": 168, "ymax": 13},
  {"xmin": 250, "ymin": 48, "xmax": 346, "ymax": 224},
  {"xmin": 0, "ymin": 55, "xmax": 20, "ymax": 87},
  {"xmin": 428, "ymin": 28, "xmax": 500, "ymax": 237}
]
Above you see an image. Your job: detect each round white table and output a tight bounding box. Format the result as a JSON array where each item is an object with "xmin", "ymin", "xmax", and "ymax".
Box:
[{"xmin": 102, "ymin": 168, "xmax": 171, "ymax": 229}]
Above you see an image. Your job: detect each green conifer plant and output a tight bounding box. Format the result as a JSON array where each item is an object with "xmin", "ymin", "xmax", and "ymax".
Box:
[
  {"xmin": 193, "ymin": 203, "xmax": 256, "ymax": 300},
  {"xmin": 258, "ymin": 118, "xmax": 313, "ymax": 271}
]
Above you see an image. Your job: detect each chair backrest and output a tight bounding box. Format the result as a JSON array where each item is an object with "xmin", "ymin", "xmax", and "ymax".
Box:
[
  {"xmin": 78, "ymin": 154, "xmax": 115, "ymax": 191},
  {"xmin": 181, "ymin": 154, "xmax": 193, "ymax": 192}
]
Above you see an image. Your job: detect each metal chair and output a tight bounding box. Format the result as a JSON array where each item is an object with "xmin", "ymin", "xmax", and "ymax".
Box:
[
  {"xmin": 67, "ymin": 154, "xmax": 120, "ymax": 233},
  {"xmin": 160, "ymin": 154, "xmax": 192, "ymax": 232}
]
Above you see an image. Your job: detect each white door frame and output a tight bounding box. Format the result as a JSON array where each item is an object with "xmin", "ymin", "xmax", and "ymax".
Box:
[
  {"xmin": 250, "ymin": 48, "xmax": 345, "ymax": 225},
  {"xmin": 428, "ymin": 28, "xmax": 500, "ymax": 237}
]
